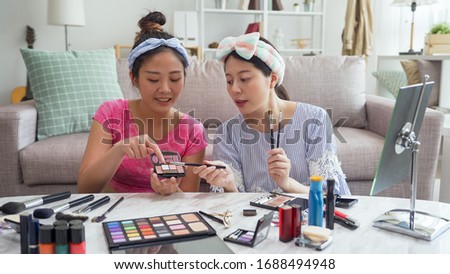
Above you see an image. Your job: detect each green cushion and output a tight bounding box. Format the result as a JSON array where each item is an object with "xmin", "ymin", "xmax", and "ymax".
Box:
[
  {"xmin": 372, "ymin": 70, "xmax": 407, "ymax": 98},
  {"xmin": 20, "ymin": 48, "xmax": 124, "ymax": 140}
]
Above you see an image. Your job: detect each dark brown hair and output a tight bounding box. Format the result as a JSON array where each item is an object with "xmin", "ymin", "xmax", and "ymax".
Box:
[
  {"xmin": 130, "ymin": 11, "xmax": 188, "ymax": 80},
  {"xmin": 223, "ymin": 37, "xmax": 289, "ymax": 101}
]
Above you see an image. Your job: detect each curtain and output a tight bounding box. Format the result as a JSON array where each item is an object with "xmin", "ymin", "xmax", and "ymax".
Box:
[{"xmin": 342, "ymin": 0, "xmax": 373, "ymax": 56}]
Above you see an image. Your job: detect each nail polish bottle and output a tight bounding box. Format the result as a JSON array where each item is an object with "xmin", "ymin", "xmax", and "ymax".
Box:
[
  {"xmin": 55, "ymin": 225, "xmax": 69, "ymax": 254},
  {"xmin": 39, "ymin": 225, "xmax": 55, "ymax": 254},
  {"xmin": 70, "ymin": 224, "xmax": 86, "ymax": 254}
]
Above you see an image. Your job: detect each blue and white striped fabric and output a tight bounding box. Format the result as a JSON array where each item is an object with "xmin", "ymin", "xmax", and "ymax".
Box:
[{"xmin": 212, "ymin": 102, "xmax": 351, "ymax": 195}]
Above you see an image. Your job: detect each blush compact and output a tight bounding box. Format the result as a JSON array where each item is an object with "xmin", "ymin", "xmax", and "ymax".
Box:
[{"xmin": 150, "ymin": 151, "xmax": 186, "ymax": 178}]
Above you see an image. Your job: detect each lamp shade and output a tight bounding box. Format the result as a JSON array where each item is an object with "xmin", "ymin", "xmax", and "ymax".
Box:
[
  {"xmin": 48, "ymin": 0, "xmax": 85, "ymax": 26},
  {"xmin": 391, "ymin": 0, "xmax": 438, "ymax": 6}
]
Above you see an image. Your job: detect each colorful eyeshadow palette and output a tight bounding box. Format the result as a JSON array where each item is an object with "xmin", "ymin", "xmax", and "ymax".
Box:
[
  {"xmin": 150, "ymin": 151, "xmax": 186, "ymax": 178},
  {"xmin": 250, "ymin": 192, "xmax": 309, "ymax": 211},
  {"xmin": 223, "ymin": 212, "xmax": 274, "ymax": 247},
  {"xmin": 102, "ymin": 212, "xmax": 216, "ymax": 249}
]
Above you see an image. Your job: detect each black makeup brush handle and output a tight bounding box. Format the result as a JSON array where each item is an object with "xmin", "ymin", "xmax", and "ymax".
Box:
[
  {"xmin": 41, "ymin": 191, "xmax": 71, "ymax": 204},
  {"xmin": 68, "ymin": 195, "xmax": 95, "ymax": 208}
]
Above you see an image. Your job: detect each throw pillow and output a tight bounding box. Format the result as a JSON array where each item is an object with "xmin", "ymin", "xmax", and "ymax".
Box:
[
  {"xmin": 283, "ymin": 56, "xmax": 367, "ymax": 128},
  {"xmin": 400, "ymin": 60, "xmax": 421, "ymax": 85},
  {"xmin": 20, "ymin": 48, "xmax": 124, "ymax": 140},
  {"xmin": 372, "ymin": 70, "xmax": 407, "ymax": 98},
  {"xmin": 416, "ymin": 60, "xmax": 441, "ymax": 107}
]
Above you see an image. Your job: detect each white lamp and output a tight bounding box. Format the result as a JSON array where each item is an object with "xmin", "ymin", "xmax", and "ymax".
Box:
[
  {"xmin": 391, "ymin": 0, "xmax": 438, "ymax": 55},
  {"xmin": 47, "ymin": 0, "xmax": 85, "ymax": 51}
]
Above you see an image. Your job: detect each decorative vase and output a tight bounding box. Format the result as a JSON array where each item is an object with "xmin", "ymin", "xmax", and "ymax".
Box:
[{"xmin": 216, "ymin": 0, "xmax": 226, "ymax": 9}]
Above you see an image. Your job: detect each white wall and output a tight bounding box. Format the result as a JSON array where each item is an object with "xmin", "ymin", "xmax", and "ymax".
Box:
[{"xmin": 0, "ymin": 0, "xmax": 448, "ymax": 105}]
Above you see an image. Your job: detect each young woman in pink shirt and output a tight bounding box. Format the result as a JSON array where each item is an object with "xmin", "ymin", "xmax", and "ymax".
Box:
[{"xmin": 78, "ymin": 11, "xmax": 207, "ymax": 194}]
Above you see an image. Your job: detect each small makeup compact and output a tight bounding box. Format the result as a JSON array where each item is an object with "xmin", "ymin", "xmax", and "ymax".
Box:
[
  {"xmin": 223, "ymin": 211, "xmax": 274, "ymax": 247},
  {"xmin": 250, "ymin": 192, "xmax": 308, "ymax": 211},
  {"xmin": 150, "ymin": 151, "xmax": 186, "ymax": 178}
]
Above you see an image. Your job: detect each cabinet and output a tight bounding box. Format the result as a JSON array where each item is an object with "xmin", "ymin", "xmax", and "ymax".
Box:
[{"xmin": 196, "ymin": 0, "xmax": 326, "ymax": 59}]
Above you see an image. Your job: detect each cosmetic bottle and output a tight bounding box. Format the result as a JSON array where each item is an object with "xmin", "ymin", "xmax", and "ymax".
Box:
[
  {"xmin": 325, "ymin": 179, "xmax": 336, "ymax": 230},
  {"xmin": 308, "ymin": 176, "xmax": 324, "ymax": 227},
  {"xmin": 55, "ymin": 225, "xmax": 69, "ymax": 254},
  {"xmin": 291, "ymin": 204, "xmax": 302, "ymax": 237},
  {"xmin": 39, "ymin": 225, "xmax": 55, "ymax": 254},
  {"xmin": 279, "ymin": 205, "xmax": 293, "ymax": 242},
  {"xmin": 70, "ymin": 224, "xmax": 86, "ymax": 254},
  {"xmin": 68, "ymin": 219, "xmax": 83, "ymax": 227}
]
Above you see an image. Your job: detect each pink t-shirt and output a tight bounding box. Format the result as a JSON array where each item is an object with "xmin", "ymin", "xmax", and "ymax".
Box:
[{"xmin": 93, "ymin": 99, "xmax": 208, "ymax": 192}]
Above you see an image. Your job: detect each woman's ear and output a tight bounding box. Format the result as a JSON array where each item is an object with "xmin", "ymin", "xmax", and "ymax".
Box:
[
  {"xmin": 269, "ymin": 73, "xmax": 279, "ymax": 89},
  {"xmin": 129, "ymin": 71, "xmax": 137, "ymax": 87}
]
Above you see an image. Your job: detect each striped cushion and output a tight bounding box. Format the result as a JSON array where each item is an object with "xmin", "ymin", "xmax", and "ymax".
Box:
[{"xmin": 20, "ymin": 48, "xmax": 124, "ymax": 140}]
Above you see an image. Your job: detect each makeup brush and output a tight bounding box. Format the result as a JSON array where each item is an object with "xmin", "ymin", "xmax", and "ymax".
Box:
[
  {"xmin": 72, "ymin": 196, "xmax": 111, "ymax": 214},
  {"xmin": 169, "ymin": 162, "xmax": 226, "ymax": 169},
  {"xmin": 54, "ymin": 212, "xmax": 89, "ymax": 222},
  {"xmin": 92, "ymin": 196, "xmax": 124, "ymax": 223},
  {"xmin": 269, "ymin": 110, "xmax": 275, "ymax": 149},
  {"xmin": 0, "ymin": 191, "xmax": 71, "ymax": 215},
  {"xmin": 276, "ymin": 111, "xmax": 282, "ymax": 149},
  {"xmin": 33, "ymin": 195, "xmax": 95, "ymax": 219}
]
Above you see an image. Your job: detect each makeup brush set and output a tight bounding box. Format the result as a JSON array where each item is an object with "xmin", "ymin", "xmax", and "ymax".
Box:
[{"xmin": 1, "ymin": 192, "xmax": 124, "ymax": 224}]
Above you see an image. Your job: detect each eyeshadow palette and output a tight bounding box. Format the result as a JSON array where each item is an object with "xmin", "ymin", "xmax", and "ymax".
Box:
[
  {"xmin": 102, "ymin": 212, "xmax": 216, "ymax": 249},
  {"xmin": 250, "ymin": 192, "xmax": 309, "ymax": 211},
  {"xmin": 150, "ymin": 151, "xmax": 186, "ymax": 178},
  {"xmin": 223, "ymin": 212, "xmax": 274, "ymax": 247}
]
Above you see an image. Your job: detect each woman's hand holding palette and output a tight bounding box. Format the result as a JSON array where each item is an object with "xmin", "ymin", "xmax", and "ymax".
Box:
[{"xmin": 150, "ymin": 151, "xmax": 186, "ymax": 178}]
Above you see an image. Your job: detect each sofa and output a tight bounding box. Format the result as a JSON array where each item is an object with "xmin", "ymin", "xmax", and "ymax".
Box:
[{"xmin": 0, "ymin": 55, "xmax": 444, "ymax": 199}]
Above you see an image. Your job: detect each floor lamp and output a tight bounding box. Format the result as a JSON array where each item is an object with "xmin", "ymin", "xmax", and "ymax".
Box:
[
  {"xmin": 392, "ymin": 0, "xmax": 438, "ymax": 55},
  {"xmin": 47, "ymin": 0, "xmax": 85, "ymax": 51}
]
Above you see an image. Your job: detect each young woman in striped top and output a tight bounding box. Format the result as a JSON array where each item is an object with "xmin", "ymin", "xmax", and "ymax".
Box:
[{"xmin": 193, "ymin": 32, "xmax": 350, "ymax": 195}]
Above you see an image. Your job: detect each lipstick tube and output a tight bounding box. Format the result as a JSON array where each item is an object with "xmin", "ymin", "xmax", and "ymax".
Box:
[
  {"xmin": 279, "ymin": 205, "xmax": 293, "ymax": 242},
  {"xmin": 291, "ymin": 204, "xmax": 301, "ymax": 237}
]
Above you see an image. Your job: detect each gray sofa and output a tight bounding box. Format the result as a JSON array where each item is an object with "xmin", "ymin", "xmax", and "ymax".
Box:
[{"xmin": 0, "ymin": 56, "xmax": 444, "ymax": 199}]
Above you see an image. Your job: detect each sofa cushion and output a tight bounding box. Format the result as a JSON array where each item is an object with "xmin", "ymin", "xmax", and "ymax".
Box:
[
  {"xmin": 20, "ymin": 48, "xmax": 124, "ymax": 140},
  {"xmin": 284, "ymin": 56, "xmax": 367, "ymax": 128},
  {"xmin": 20, "ymin": 133, "xmax": 89, "ymax": 186},
  {"xmin": 335, "ymin": 127, "xmax": 384, "ymax": 181}
]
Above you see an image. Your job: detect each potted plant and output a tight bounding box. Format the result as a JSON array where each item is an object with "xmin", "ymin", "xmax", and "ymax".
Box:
[
  {"xmin": 293, "ymin": 3, "xmax": 300, "ymax": 12},
  {"xmin": 424, "ymin": 22, "xmax": 450, "ymax": 55}
]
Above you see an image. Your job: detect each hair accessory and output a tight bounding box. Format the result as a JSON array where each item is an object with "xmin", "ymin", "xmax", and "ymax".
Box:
[
  {"xmin": 128, "ymin": 37, "xmax": 190, "ymax": 70},
  {"xmin": 216, "ymin": 32, "xmax": 285, "ymax": 84}
]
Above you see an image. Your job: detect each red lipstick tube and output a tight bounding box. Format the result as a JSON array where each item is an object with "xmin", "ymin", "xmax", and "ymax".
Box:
[
  {"xmin": 279, "ymin": 205, "xmax": 293, "ymax": 242},
  {"xmin": 291, "ymin": 204, "xmax": 302, "ymax": 237}
]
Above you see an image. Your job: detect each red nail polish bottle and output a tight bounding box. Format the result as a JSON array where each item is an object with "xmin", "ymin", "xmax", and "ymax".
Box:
[{"xmin": 70, "ymin": 224, "xmax": 86, "ymax": 254}]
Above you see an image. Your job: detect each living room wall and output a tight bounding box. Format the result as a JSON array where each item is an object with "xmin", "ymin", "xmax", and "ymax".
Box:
[{"xmin": 0, "ymin": 0, "xmax": 448, "ymax": 106}]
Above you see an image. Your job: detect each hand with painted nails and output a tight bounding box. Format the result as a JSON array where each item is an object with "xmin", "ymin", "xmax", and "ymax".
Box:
[{"xmin": 193, "ymin": 160, "xmax": 238, "ymax": 192}]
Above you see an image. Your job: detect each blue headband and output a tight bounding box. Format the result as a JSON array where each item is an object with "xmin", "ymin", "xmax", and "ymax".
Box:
[{"xmin": 128, "ymin": 37, "xmax": 190, "ymax": 70}]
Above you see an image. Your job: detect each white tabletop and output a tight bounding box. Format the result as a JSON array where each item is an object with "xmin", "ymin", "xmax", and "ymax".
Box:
[{"xmin": 1, "ymin": 192, "xmax": 450, "ymax": 254}]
